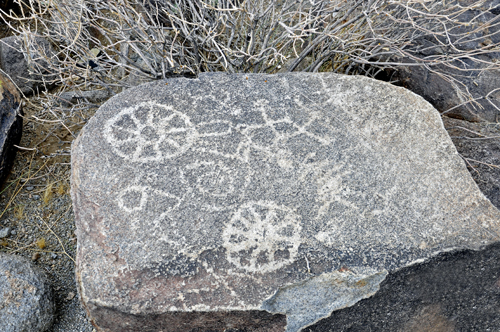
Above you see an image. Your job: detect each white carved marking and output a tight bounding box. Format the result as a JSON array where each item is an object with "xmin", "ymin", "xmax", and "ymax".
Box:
[
  {"xmin": 117, "ymin": 185, "xmax": 148, "ymax": 213},
  {"xmin": 223, "ymin": 201, "xmax": 302, "ymax": 272},
  {"xmin": 104, "ymin": 101, "xmax": 197, "ymax": 162},
  {"xmin": 186, "ymin": 161, "xmax": 235, "ymax": 198}
]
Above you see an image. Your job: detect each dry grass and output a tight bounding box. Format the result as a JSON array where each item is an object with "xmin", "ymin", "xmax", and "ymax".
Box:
[
  {"xmin": 1, "ymin": 0, "xmax": 499, "ymax": 120},
  {"xmin": 0, "ymin": 96, "xmax": 95, "ymax": 330}
]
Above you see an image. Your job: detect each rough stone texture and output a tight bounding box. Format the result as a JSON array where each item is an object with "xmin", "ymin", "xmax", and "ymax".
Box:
[
  {"xmin": 308, "ymin": 241, "xmax": 500, "ymax": 331},
  {"xmin": 389, "ymin": 1, "xmax": 500, "ymax": 122},
  {"xmin": 0, "ymin": 253, "xmax": 55, "ymax": 332},
  {"xmin": 0, "ymin": 36, "xmax": 54, "ymax": 96},
  {"xmin": 0, "ymin": 70, "xmax": 22, "ymax": 185},
  {"xmin": 443, "ymin": 116, "xmax": 500, "ymax": 210},
  {"xmin": 71, "ymin": 73, "xmax": 500, "ymax": 332}
]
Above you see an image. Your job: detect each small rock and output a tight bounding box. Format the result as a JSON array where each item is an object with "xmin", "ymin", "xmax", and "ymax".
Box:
[
  {"xmin": 65, "ymin": 292, "xmax": 75, "ymax": 301},
  {"xmin": 26, "ymin": 186, "xmax": 34, "ymax": 191},
  {"xmin": 0, "ymin": 253, "xmax": 54, "ymax": 332},
  {"xmin": 33, "ymin": 195, "xmax": 40, "ymax": 200},
  {"xmin": 50, "ymin": 253, "xmax": 58, "ymax": 259},
  {"xmin": 57, "ymin": 89, "xmax": 111, "ymax": 107},
  {"xmin": 0, "ymin": 227, "xmax": 10, "ymax": 238},
  {"xmin": 10, "ymin": 229, "xmax": 16, "ymax": 236}
]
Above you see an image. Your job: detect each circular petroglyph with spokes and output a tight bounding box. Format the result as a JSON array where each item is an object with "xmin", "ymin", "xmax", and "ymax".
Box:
[
  {"xmin": 222, "ymin": 201, "xmax": 302, "ymax": 273},
  {"xmin": 104, "ymin": 101, "xmax": 197, "ymax": 162}
]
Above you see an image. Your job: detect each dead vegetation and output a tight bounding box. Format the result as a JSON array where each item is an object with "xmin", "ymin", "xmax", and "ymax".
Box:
[
  {"xmin": 0, "ymin": 0, "xmax": 498, "ymax": 261},
  {"xmin": 0, "ymin": 0, "xmax": 497, "ymax": 260},
  {"xmin": 0, "ymin": 2, "xmax": 497, "ymax": 329},
  {"xmin": 3, "ymin": 0, "xmax": 500, "ymax": 111}
]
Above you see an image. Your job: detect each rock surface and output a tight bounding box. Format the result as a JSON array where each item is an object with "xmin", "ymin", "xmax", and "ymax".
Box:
[
  {"xmin": 0, "ymin": 70, "xmax": 22, "ymax": 185},
  {"xmin": 0, "ymin": 253, "xmax": 54, "ymax": 332},
  {"xmin": 389, "ymin": 1, "xmax": 500, "ymax": 122},
  {"xmin": 309, "ymin": 241, "xmax": 500, "ymax": 331},
  {"xmin": 443, "ymin": 116, "xmax": 500, "ymax": 210},
  {"xmin": 57, "ymin": 89, "xmax": 112, "ymax": 107},
  {"xmin": 0, "ymin": 36, "xmax": 54, "ymax": 96},
  {"xmin": 71, "ymin": 73, "xmax": 500, "ymax": 332}
]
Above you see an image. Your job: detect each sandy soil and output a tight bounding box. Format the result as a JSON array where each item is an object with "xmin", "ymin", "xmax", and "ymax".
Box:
[{"xmin": 0, "ymin": 96, "xmax": 95, "ymax": 332}]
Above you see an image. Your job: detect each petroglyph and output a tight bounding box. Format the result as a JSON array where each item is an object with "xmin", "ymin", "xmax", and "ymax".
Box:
[
  {"xmin": 222, "ymin": 201, "xmax": 302, "ymax": 273},
  {"xmin": 117, "ymin": 185, "xmax": 148, "ymax": 213},
  {"xmin": 185, "ymin": 161, "xmax": 236, "ymax": 198},
  {"xmin": 73, "ymin": 73, "xmax": 500, "ymax": 332},
  {"xmin": 104, "ymin": 101, "xmax": 197, "ymax": 162}
]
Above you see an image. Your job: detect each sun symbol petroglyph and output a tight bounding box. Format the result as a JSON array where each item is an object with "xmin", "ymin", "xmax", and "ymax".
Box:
[
  {"xmin": 222, "ymin": 201, "xmax": 302, "ymax": 273},
  {"xmin": 104, "ymin": 101, "xmax": 197, "ymax": 162}
]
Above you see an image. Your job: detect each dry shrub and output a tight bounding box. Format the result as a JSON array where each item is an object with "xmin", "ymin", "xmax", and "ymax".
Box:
[{"xmin": 1, "ymin": 0, "xmax": 499, "ymax": 123}]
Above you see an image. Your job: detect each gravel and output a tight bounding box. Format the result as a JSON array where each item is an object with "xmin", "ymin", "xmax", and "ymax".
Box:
[{"xmin": 0, "ymin": 98, "xmax": 95, "ymax": 332}]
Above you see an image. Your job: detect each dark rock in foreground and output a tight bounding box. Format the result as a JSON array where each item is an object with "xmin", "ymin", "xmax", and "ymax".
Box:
[
  {"xmin": 309, "ymin": 241, "xmax": 500, "ymax": 331},
  {"xmin": 0, "ymin": 71, "xmax": 22, "ymax": 185},
  {"xmin": 0, "ymin": 253, "xmax": 54, "ymax": 332},
  {"xmin": 71, "ymin": 73, "xmax": 500, "ymax": 332}
]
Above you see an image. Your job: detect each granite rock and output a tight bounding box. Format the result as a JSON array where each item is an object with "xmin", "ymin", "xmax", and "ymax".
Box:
[
  {"xmin": 0, "ymin": 227, "xmax": 11, "ymax": 238},
  {"xmin": 0, "ymin": 253, "xmax": 54, "ymax": 332},
  {"xmin": 71, "ymin": 73, "xmax": 500, "ymax": 332},
  {"xmin": 0, "ymin": 70, "xmax": 22, "ymax": 185}
]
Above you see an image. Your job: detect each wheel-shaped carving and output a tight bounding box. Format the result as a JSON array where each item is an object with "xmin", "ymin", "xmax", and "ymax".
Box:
[
  {"xmin": 104, "ymin": 101, "xmax": 197, "ymax": 162},
  {"xmin": 223, "ymin": 201, "xmax": 302, "ymax": 272}
]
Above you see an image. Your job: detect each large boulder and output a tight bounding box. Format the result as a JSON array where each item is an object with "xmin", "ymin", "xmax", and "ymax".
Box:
[
  {"xmin": 0, "ymin": 70, "xmax": 22, "ymax": 185},
  {"xmin": 0, "ymin": 253, "xmax": 54, "ymax": 332},
  {"xmin": 71, "ymin": 73, "xmax": 500, "ymax": 332}
]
